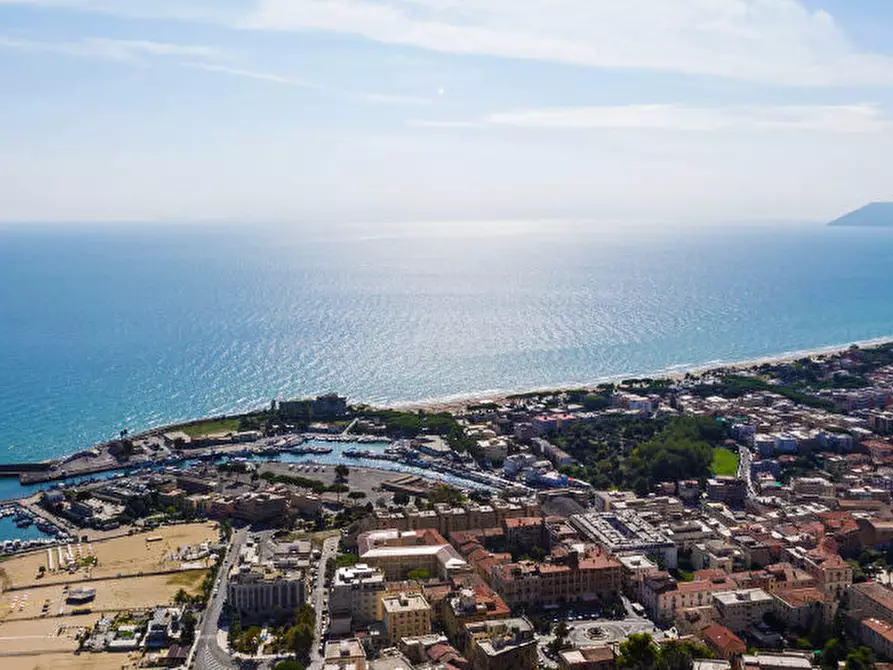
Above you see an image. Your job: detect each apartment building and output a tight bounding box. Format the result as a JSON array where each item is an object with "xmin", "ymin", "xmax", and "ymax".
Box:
[
  {"xmin": 381, "ymin": 593, "xmax": 432, "ymax": 644},
  {"xmin": 330, "ymin": 564, "xmax": 387, "ymax": 624},
  {"xmin": 323, "ymin": 638, "xmax": 367, "ymax": 670},
  {"xmin": 226, "ymin": 539, "xmax": 304, "ymax": 620},
  {"xmin": 847, "ymin": 582, "xmax": 893, "ymax": 621},
  {"xmin": 859, "ymin": 618, "xmax": 893, "ymax": 662},
  {"xmin": 489, "ymin": 548, "xmax": 622, "ymax": 608},
  {"xmin": 465, "ymin": 617, "xmax": 537, "ymax": 670},
  {"xmin": 712, "ymin": 589, "xmax": 774, "ymax": 633},
  {"xmin": 441, "ymin": 585, "xmax": 510, "ymax": 643},
  {"xmin": 641, "ymin": 571, "xmax": 738, "ymax": 625},
  {"xmin": 771, "ymin": 587, "xmax": 837, "ymax": 629},
  {"xmin": 784, "ymin": 547, "xmax": 853, "ymax": 598}
]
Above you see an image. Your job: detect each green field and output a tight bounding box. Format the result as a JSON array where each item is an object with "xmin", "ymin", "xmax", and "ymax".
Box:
[
  {"xmin": 711, "ymin": 447, "xmax": 740, "ymax": 476},
  {"xmin": 181, "ymin": 418, "xmax": 241, "ymax": 437}
]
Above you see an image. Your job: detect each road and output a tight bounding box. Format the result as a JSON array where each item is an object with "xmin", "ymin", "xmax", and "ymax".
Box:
[
  {"xmin": 195, "ymin": 527, "xmax": 248, "ymax": 670},
  {"xmin": 307, "ymin": 535, "xmax": 339, "ymax": 670},
  {"xmin": 738, "ymin": 444, "xmax": 756, "ymax": 498}
]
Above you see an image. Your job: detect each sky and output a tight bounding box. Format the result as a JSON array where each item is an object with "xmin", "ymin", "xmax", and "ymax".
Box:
[{"xmin": 1, "ymin": 0, "xmax": 893, "ymax": 224}]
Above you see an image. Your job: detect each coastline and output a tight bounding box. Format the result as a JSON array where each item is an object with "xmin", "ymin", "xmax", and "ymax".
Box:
[
  {"xmin": 3, "ymin": 333, "xmax": 893, "ymax": 465},
  {"xmin": 389, "ymin": 334, "xmax": 893, "ymax": 412}
]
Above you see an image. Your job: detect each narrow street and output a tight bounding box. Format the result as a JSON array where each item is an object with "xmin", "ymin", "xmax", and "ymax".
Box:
[{"xmin": 307, "ymin": 535, "xmax": 339, "ymax": 670}]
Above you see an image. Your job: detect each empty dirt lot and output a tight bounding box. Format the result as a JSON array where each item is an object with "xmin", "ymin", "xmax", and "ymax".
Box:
[
  {"xmin": 4, "ymin": 651, "xmax": 139, "ymax": 670},
  {"xmin": 0, "ymin": 616, "xmax": 97, "ymax": 655},
  {"xmin": 0, "ymin": 522, "xmax": 218, "ymax": 589},
  {"xmin": 0, "ymin": 570, "xmax": 207, "ymax": 621}
]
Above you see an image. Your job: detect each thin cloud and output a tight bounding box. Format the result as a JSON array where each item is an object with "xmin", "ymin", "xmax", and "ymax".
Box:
[
  {"xmin": 186, "ymin": 60, "xmax": 430, "ymax": 106},
  {"xmin": 1, "ymin": 34, "xmax": 430, "ymax": 105},
  {"xmin": 0, "ymin": 35, "xmax": 218, "ymax": 60},
  {"xmin": 242, "ymin": 0, "xmax": 893, "ymax": 87},
  {"xmin": 5, "ymin": 0, "xmax": 893, "ymax": 86},
  {"xmin": 185, "ymin": 61, "xmax": 317, "ymax": 88},
  {"xmin": 409, "ymin": 119, "xmax": 481, "ymax": 129},
  {"xmin": 416, "ymin": 104, "xmax": 890, "ymax": 133}
]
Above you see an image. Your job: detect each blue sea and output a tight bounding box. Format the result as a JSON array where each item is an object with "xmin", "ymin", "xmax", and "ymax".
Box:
[{"xmin": 2, "ymin": 219, "xmax": 893, "ymax": 463}]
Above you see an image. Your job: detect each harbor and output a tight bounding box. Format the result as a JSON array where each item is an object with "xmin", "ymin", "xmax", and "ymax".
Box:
[{"xmin": 0, "ymin": 503, "xmax": 72, "ymax": 554}]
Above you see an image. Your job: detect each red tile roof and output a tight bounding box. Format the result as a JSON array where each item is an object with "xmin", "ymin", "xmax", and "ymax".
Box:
[
  {"xmin": 773, "ymin": 587, "xmax": 833, "ymax": 608},
  {"xmin": 700, "ymin": 623, "xmax": 746, "ymax": 657}
]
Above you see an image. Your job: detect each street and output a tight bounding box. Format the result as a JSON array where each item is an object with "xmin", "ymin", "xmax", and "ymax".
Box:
[
  {"xmin": 738, "ymin": 444, "xmax": 756, "ymax": 498},
  {"xmin": 194, "ymin": 527, "xmax": 248, "ymax": 670},
  {"xmin": 307, "ymin": 534, "xmax": 339, "ymax": 670}
]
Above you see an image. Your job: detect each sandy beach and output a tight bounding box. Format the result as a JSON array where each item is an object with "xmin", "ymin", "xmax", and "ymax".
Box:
[{"xmin": 390, "ymin": 335, "xmax": 893, "ymax": 413}]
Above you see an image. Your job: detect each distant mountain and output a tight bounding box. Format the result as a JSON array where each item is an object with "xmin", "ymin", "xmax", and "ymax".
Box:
[{"xmin": 828, "ymin": 202, "xmax": 893, "ymax": 227}]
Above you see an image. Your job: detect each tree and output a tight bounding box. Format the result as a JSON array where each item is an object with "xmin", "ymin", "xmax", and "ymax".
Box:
[
  {"xmin": 174, "ymin": 588, "xmax": 190, "ymax": 605},
  {"xmin": 274, "ymin": 662, "xmax": 306, "ymax": 670},
  {"xmin": 235, "ymin": 626, "xmax": 263, "ymax": 654},
  {"xmin": 347, "ymin": 491, "xmax": 366, "ymax": 507},
  {"xmin": 656, "ymin": 640, "xmax": 710, "ymax": 670},
  {"xmin": 228, "ymin": 612, "xmax": 242, "ymax": 647},
  {"xmin": 327, "ymin": 483, "xmax": 349, "ymax": 503},
  {"xmin": 844, "ymin": 647, "xmax": 875, "ymax": 670},
  {"xmin": 336, "ymin": 553, "xmax": 359, "ymax": 568},
  {"xmin": 392, "ymin": 492, "xmax": 410, "ymax": 506},
  {"xmin": 291, "ymin": 624, "xmax": 314, "ymax": 658},
  {"xmin": 334, "ymin": 464, "xmax": 350, "ymax": 482},
  {"xmin": 617, "ymin": 633, "xmax": 660, "ymax": 670},
  {"xmin": 547, "ymin": 621, "xmax": 571, "ymax": 655},
  {"xmin": 820, "ymin": 638, "xmax": 846, "ymax": 669},
  {"xmin": 284, "ymin": 605, "xmax": 316, "ymax": 660},
  {"xmin": 181, "ymin": 612, "xmax": 197, "ymax": 646},
  {"xmin": 295, "ymin": 604, "xmax": 316, "ymax": 629}
]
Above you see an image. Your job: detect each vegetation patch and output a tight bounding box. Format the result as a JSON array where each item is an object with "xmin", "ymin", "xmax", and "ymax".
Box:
[
  {"xmin": 711, "ymin": 447, "xmax": 740, "ymax": 477},
  {"xmin": 179, "ymin": 418, "xmax": 242, "ymax": 437},
  {"xmin": 165, "ymin": 569, "xmax": 207, "ymax": 590}
]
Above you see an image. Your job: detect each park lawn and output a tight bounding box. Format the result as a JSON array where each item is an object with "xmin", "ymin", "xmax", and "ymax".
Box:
[
  {"xmin": 181, "ymin": 418, "xmax": 241, "ymax": 437},
  {"xmin": 712, "ymin": 447, "xmax": 740, "ymax": 477}
]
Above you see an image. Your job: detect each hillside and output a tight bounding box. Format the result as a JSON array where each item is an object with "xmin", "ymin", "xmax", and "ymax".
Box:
[{"xmin": 828, "ymin": 202, "xmax": 893, "ymax": 227}]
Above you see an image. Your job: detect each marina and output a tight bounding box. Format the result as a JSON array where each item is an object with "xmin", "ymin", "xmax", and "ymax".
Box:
[{"xmin": 0, "ymin": 504, "xmax": 71, "ymax": 552}]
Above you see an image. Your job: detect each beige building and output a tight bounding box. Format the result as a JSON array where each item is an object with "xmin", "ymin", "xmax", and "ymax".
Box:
[
  {"xmin": 329, "ymin": 564, "xmax": 387, "ymax": 624},
  {"xmin": 847, "ymin": 582, "xmax": 893, "ymax": 620},
  {"xmin": 465, "ymin": 617, "xmax": 537, "ymax": 670},
  {"xmin": 357, "ymin": 528, "xmax": 468, "ymax": 581},
  {"xmin": 382, "ymin": 593, "xmax": 432, "ymax": 643},
  {"xmin": 784, "ymin": 547, "xmax": 853, "ymax": 598},
  {"xmin": 324, "ymin": 638, "xmax": 366, "ymax": 670},
  {"xmin": 771, "ymin": 587, "xmax": 837, "ymax": 630},
  {"xmin": 712, "ymin": 589, "xmax": 774, "ymax": 633},
  {"xmin": 226, "ymin": 538, "xmax": 304, "ymax": 619},
  {"xmin": 860, "ymin": 618, "xmax": 893, "ymax": 661}
]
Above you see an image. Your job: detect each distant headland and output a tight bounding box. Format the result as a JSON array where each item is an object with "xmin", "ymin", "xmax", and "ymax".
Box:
[{"xmin": 828, "ymin": 201, "xmax": 893, "ymax": 227}]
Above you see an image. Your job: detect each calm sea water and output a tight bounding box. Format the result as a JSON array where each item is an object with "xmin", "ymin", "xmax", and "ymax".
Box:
[{"xmin": 2, "ymin": 220, "xmax": 893, "ymax": 462}]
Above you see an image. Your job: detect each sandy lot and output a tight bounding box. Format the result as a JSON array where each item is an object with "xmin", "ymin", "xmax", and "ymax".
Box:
[
  {"xmin": 0, "ymin": 571, "xmax": 206, "ymax": 621},
  {"xmin": 4, "ymin": 652, "xmax": 139, "ymax": 670},
  {"xmin": 0, "ymin": 522, "xmax": 218, "ymax": 589},
  {"xmin": 0, "ymin": 616, "xmax": 96, "ymax": 654}
]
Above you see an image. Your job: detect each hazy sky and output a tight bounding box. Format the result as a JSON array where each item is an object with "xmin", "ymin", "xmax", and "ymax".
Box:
[{"xmin": 2, "ymin": 0, "xmax": 893, "ymax": 223}]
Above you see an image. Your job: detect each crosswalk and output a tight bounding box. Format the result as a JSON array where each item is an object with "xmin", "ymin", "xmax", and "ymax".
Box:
[{"xmin": 197, "ymin": 640, "xmax": 235, "ymax": 670}]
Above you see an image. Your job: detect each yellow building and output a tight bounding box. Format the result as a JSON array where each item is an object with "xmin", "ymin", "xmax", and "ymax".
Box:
[{"xmin": 382, "ymin": 593, "xmax": 432, "ymax": 644}]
